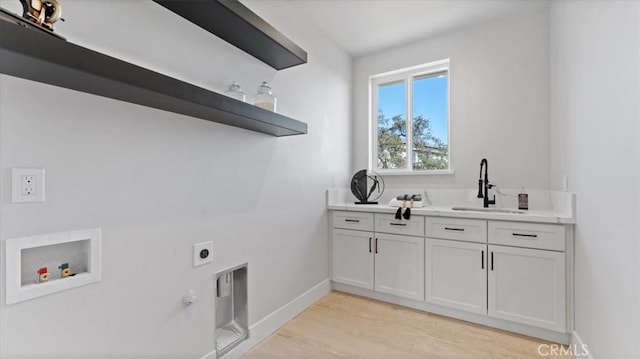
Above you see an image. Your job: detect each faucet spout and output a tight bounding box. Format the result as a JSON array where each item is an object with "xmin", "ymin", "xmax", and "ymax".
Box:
[
  {"xmin": 478, "ymin": 159, "xmax": 486, "ymax": 198},
  {"xmin": 478, "ymin": 158, "xmax": 495, "ymax": 208}
]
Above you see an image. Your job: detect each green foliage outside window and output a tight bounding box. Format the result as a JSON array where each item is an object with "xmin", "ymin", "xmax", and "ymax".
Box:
[{"xmin": 377, "ymin": 110, "xmax": 448, "ymax": 170}]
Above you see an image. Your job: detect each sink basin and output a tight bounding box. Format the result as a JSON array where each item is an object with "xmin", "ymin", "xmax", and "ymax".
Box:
[{"xmin": 451, "ymin": 206, "xmax": 525, "ymax": 214}]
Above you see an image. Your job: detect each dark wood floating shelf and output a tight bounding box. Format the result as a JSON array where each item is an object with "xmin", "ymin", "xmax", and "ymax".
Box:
[
  {"xmin": 0, "ymin": 10, "xmax": 308, "ymax": 137},
  {"xmin": 154, "ymin": 0, "xmax": 308, "ymax": 70}
]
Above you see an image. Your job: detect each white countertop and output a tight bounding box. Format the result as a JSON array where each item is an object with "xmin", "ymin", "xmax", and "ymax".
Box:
[{"xmin": 327, "ymin": 188, "xmax": 576, "ymax": 224}]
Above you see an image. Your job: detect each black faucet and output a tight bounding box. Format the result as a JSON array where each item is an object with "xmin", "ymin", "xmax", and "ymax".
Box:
[{"xmin": 477, "ymin": 158, "xmax": 495, "ymax": 208}]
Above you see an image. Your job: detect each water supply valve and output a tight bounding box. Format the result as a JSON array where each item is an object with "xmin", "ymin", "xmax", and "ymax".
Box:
[
  {"xmin": 37, "ymin": 267, "xmax": 50, "ymax": 283},
  {"xmin": 184, "ymin": 290, "xmax": 197, "ymax": 305}
]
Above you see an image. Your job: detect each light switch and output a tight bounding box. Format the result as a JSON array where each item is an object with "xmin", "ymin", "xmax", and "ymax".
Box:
[{"xmin": 12, "ymin": 168, "xmax": 45, "ymax": 203}]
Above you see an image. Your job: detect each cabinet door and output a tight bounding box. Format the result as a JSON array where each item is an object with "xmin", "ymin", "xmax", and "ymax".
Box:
[
  {"xmin": 374, "ymin": 233, "xmax": 424, "ymax": 301},
  {"xmin": 425, "ymin": 238, "xmax": 487, "ymax": 314},
  {"xmin": 488, "ymin": 245, "xmax": 566, "ymax": 332},
  {"xmin": 332, "ymin": 229, "xmax": 374, "ymax": 289}
]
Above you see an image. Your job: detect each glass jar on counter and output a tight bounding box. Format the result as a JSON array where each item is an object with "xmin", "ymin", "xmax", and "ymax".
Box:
[
  {"xmin": 223, "ymin": 81, "xmax": 246, "ymax": 102},
  {"xmin": 254, "ymin": 81, "xmax": 276, "ymax": 112}
]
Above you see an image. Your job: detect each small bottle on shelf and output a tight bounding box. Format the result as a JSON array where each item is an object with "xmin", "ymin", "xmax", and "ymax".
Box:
[
  {"xmin": 223, "ymin": 81, "xmax": 246, "ymax": 102},
  {"xmin": 254, "ymin": 81, "xmax": 277, "ymax": 112}
]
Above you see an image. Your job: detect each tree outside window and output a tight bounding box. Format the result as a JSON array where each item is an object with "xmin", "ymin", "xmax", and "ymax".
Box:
[{"xmin": 372, "ymin": 60, "xmax": 450, "ymax": 173}]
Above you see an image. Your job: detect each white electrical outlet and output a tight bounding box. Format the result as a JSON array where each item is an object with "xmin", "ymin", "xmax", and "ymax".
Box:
[
  {"xmin": 12, "ymin": 168, "xmax": 45, "ymax": 203},
  {"xmin": 193, "ymin": 241, "xmax": 213, "ymax": 267},
  {"xmin": 22, "ymin": 175, "xmax": 35, "ymax": 195}
]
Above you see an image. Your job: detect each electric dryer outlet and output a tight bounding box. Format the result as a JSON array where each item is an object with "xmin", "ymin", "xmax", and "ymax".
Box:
[{"xmin": 193, "ymin": 241, "xmax": 213, "ymax": 267}]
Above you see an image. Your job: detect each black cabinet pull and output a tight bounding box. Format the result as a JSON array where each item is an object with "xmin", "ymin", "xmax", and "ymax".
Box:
[
  {"xmin": 491, "ymin": 252, "xmax": 494, "ymax": 271},
  {"xmin": 481, "ymin": 250, "xmax": 484, "ymax": 269},
  {"xmin": 390, "ymin": 223, "xmax": 407, "ymax": 226},
  {"xmin": 512, "ymin": 233, "xmax": 538, "ymax": 238},
  {"xmin": 345, "ymin": 219, "xmax": 360, "ymax": 223},
  {"xmin": 444, "ymin": 227, "xmax": 464, "ymax": 232},
  {"xmin": 375, "ymin": 238, "xmax": 378, "ymax": 253},
  {"xmin": 369, "ymin": 237, "xmax": 372, "ymax": 253}
]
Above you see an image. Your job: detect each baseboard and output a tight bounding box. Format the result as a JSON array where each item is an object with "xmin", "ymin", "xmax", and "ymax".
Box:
[
  {"xmin": 570, "ymin": 331, "xmax": 593, "ymax": 359},
  {"xmin": 333, "ymin": 283, "xmax": 570, "ymax": 345},
  {"xmin": 201, "ymin": 278, "xmax": 331, "ymax": 359}
]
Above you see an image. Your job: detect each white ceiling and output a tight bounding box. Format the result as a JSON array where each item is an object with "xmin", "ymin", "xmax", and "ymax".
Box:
[{"xmin": 280, "ymin": 0, "xmax": 550, "ymax": 57}]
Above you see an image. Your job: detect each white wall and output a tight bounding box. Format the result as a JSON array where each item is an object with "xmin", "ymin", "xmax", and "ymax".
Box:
[
  {"xmin": 550, "ymin": 1, "xmax": 640, "ymax": 358},
  {"xmin": 0, "ymin": 1, "xmax": 351, "ymax": 357},
  {"xmin": 353, "ymin": 9, "xmax": 550, "ymax": 190}
]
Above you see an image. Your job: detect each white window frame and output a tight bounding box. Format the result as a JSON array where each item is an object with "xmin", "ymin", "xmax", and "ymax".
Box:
[{"xmin": 369, "ymin": 59, "xmax": 452, "ymax": 175}]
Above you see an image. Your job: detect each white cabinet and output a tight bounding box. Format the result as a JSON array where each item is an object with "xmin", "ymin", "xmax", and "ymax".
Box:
[
  {"xmin": 425, "ymin": 238, "xmax": 487, "ymax": 314},
  {"xmin": 488, "ymin": 245, "xmax": 566, "ymax": 332},
  {"xmin": 375, "ymin": 233, "xmax": 424, "ymax": 301},
  {"xmin": 332, "ymin": 228, "xmax": 374, "ymax": 289},
  {"xmin": 331, "ymin": 211, "xmax": 425, "ymax": 301},
  {"xmin": 425, "ymin": 218, "xmax": 568, "ymax": 333},
  {"xmin": 331, "ymin": 210, "xmax": 572, "ymax": 338},
  {"xmin": 425, "ymin": 217, "xmax": 488, "ymax": 315}
]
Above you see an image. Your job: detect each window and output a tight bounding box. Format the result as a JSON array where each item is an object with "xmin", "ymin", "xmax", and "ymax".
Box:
[{"xmin": 370, "ymin": 59, "xmax": 450, "ymax": 174}]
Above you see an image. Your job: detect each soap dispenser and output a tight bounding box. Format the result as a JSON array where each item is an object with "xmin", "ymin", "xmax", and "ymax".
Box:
[{"xmin": 518, "ymin": 187, "xmax": 529, "ymax": 210}]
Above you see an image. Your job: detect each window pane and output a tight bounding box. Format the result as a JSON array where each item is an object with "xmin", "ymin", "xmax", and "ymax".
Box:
[
  {"xmin": 412, "ymin": 72, "xmax": 448, "ymax": 170},
  {"xmin": 377, "ymin": 81, "xmax": 407, "ymax": 169}
]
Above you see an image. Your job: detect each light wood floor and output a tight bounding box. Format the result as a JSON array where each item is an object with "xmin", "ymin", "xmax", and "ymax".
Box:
[{"xmin": 245, "ymin": 291, "xmax": 572, "ymax": 358}]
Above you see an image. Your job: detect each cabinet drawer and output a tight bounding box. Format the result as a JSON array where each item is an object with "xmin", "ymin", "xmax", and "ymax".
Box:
[
  {"xmin": 374, "ymin": 214, "xmax": 425, "ymax": 237},
  {"xmin": 426, "ymin": 217, "xmax": 487, "ymax": 243},
  {"xmin": 488, "ymin": 221, "xmax": 566, "ymax": 251},
  {"xmin": 331, "ymin": 211, "xmax": 374, "ymax": 231}
]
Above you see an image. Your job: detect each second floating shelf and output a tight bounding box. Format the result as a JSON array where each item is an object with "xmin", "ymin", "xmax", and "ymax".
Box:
[{"xmin": 154, "ymin": 0, "xmax": 308, "ymax": 70}]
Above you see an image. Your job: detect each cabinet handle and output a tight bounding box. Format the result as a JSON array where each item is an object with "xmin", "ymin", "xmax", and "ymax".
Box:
[
  {"xmin": 444, "ymin": 227, "xmax": 464, "ymax": 232},
  {"xmin": 390, "ymin": 223, "xmax": 407, "ymax": 226},
  {"xmin": 345, "ymin": 219, "xmax": 360, "ymax": 223},
  {"xmin": 369, "ymin": 237, "xmax": 372, "ymax": 253},
  {"xmin": 491, "ymin": 252, "xmax": 494, "ymax": 271},
  {"xmin": 375, "ymin": 238, "xmax": 378, "ymax": 253},
  {"xmin": 481, "ymin": 250, "xmax": 484, "ymax": 269},
  {"xmin": 512, "ymin": 233, "xmax": 538, "ymax": 238}
]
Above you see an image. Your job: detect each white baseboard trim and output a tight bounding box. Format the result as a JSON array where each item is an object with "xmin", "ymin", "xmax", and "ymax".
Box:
[
  {"xmin": 201, "ymin": 279, "xmax": 331, "ymax": 359},
  {"xmin": 570, "ymin": 331, "xmax": 594, "ymax": 359},
  {"xmin": 333, "ymin": 283, "xmax": 570, "ymax": 345}
]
